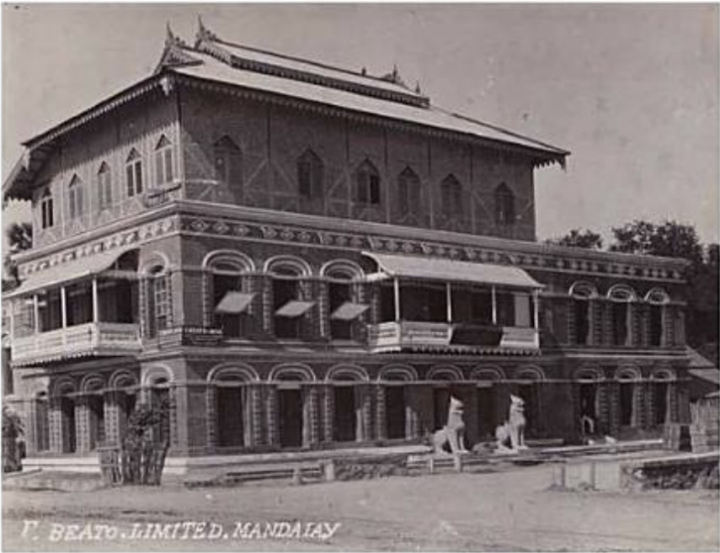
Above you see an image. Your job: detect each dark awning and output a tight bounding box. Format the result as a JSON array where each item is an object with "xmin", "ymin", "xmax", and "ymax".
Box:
[{"xmin": 363, "ymin": 251, "xmax": 542, "ymax": 289}]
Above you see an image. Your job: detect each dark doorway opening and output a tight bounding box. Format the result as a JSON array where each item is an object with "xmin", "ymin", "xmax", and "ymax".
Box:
[
  {"xmin": 278, "ymin": 388, "xmax": 303, "ymax": 447},
  {"xmin": 433, "ymin": 388, "xmax": 451, "ymax": 430},
  {"xmin": 619, "ymin": 383, "xmax": 634, "ymax": 427},
  {"xmin": 216, "ymin": 387, "xmax": 244, "ymax": 447},
  {"xmin": 61, "ymin": 397, "xmax": 76, "ymax": 453},
  {"xmin": 517, "ymin": 384, "xmax": 538, "ymax": 436},
  {"xmin": 654, "ymin": 382, "xmax": 668, "ymax": 426},
  {"xmin": 333, "ymin": 386, "xmax": 357, "ymax": 442},
  {"xmin": 477, "ymin": 386, "xmax": 497, "ymax": 439},
  {"xmin": 579, "ymin": 383, "xmax": 597, "ymax": 434},
  {"xmin": 88, "ymin": 395, "xmax": 105, "ymax": 450},
  {"xmin": 385, "ymin": 386, "xmax": 406, "ymax": 439}
]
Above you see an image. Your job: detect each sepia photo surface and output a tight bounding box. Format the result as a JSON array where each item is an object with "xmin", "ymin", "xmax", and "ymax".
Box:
[{"xmin": 2, "ymin": 4, "xmax": 719, "ymax": 552}]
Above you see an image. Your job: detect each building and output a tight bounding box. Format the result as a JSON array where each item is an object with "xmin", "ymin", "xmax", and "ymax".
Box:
[{"xmin": 2, "ymin": 21, "xmax": 692, "ymax": 469}]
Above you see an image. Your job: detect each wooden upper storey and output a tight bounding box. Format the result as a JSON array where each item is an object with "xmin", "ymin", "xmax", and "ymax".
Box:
[{"xmin": 4, "ymin": 21, "xmax": 569, "ymax": 251}]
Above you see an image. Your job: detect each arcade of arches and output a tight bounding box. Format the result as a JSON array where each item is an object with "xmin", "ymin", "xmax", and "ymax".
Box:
[{"xmin": 18, "ymin": 362, "xmax": 688, "ymax": 457}]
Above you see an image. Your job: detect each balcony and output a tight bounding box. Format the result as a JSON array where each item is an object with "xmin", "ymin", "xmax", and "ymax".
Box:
[
  {"xmin": 367, "ymin": 321, "xmax": 539, "ymax": 354},
  {"xmin": 11, "ymin": 322, "xmax": 141, "ymax": 366}
]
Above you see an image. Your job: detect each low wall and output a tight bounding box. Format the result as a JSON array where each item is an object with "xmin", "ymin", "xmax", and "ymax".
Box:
[{"xmin": 620, "ymin": 451, "xmax": 719, "ymax": 490}]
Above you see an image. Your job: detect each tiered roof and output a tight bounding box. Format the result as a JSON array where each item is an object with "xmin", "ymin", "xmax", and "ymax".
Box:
[{"xmin": 4, "ymin": 19, "xmax": 569, "ymax": 201}]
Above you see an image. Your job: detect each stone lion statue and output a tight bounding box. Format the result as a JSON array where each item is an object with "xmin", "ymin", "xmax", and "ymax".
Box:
[
  {"xmin": 495, "ymin": 394, "xmax": 528, "ymax": 454},
  {"xmin": 432, "ymin": 396, "xmax": 469, "ymax": 455}
]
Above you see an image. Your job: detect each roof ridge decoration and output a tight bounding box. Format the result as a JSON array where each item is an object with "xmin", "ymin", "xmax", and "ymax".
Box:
[
  {"xmin": 155, "ymin": 23, "xmax": 203, "ymax": 74},
  {"xmin": 190, "ymin": 17, "xmax": 430, "ymax": 108}
]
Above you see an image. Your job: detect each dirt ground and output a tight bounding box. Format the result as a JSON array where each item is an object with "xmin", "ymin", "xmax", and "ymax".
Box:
[{"xmin": 3, "ymin": 463, "xmax": 719, "ymax": 552}]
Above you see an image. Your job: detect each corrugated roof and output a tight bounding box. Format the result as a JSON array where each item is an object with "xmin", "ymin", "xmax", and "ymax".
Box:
[
  {"xmin": 172, "ymin": 50, "xmax": 568, "ymax": 158},
  {"xmin": 363, "ymin": 251, "xmax": 543, "ymax": 288},
  {"xmin": 212, "ymin": 38, "xmax": 424, "ymax": 100},
  {"xmin": 4, "ymin": 247, "xmax": 135, "ymax": 299}
]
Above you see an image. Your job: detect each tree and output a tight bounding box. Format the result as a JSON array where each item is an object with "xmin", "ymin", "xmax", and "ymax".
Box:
[
  {"xmin": 546, "ymin": 228, "xmax": 603, "ymax": 250},
  {"xmin": 3, "ymin": 222, "xmax": 32, "ymax": 289},
  {"xmin": 609, "ymin": 220, "xmax": 703, "ymax": 265}
]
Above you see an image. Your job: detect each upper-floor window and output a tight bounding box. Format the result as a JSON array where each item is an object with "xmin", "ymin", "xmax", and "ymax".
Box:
[
  {"xmin": 207, "ymin": 254, "xmax": 254, "ymax": 338},
  {"xmin": 267, "ymin": 257, "xmax": 314, "ymax": 340},
  {"xmin": 570, "ymin": 282, "xmax": 597, "ymax": 345},
  {"xmin": 398, "ymin": 167, "xmax": 421, "ymax": 216},
  {"xmin": 646, "ymin": 288, "xmax": 670, "ymax": 347},
  {"xmin": 147, "ymin": 265, "xmax": 170, "ymax": 337},
  {"xmin": 494, "ymin": 183, "xmax": 515, "ymax": 226},
  {"xmin": 355, "ymin": 160, "xmax": 380, "ymax": 205},
  {"xmin": 608, "ymin": 285, "xmax": 636, "ymax": 346},
  {"xmin": 97, "ymin": 162, "xmax": 112, "ymax": 210},
  {"xmin": 297, "ymin": 149, "xmax": 324, "ymax": 200},
  {"xmin": 155, "ymin": 135, "xmax": 174, "ymax": 186},
  {"xmin": 440, "ymin": 174, "xmax": 463, "ymax": 217},
  {"xmin": 214, "ymin": 136, "xmax": 243, "ymax": 187},
  {"xmin": 126, "ymin": 148, "xmax": 143, "ymax": 197},
  {"xmin": 40, "ymin": 188, "xmax": 54, "ymax": 229},
  {"xmin": 68, "ymin": 175, "xmax": 84, "ymax": 220}
]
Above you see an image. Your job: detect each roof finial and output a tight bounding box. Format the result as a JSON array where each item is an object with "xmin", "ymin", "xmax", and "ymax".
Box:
[
  {"xmin": 196, "ymin": 14, "xmax": 218, "ymax": 44},
  {"xmin": 392, "ymin": 64, "xmax": 399, "ymax": 82},
  {"xmin": 165, "ymin": 22, "xmax": 189, "ymax": 49},
  {"xmin": 415, "ymin": 81, "xmax": 421, "ymax": 94},
  {"xmin": 361, "ymin": 66, "xmax": 367, "ymax": 76}
]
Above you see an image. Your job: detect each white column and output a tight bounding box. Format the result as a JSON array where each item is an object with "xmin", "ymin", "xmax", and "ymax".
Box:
[
  {"xmin": 491, "ymin": 286, "xmax": 497, "ymax": 324},
  {"xmin": 33, "ymin": 295, "xmax": 40, "ymax": 333},
  {"xmin": 60, "ymin": 286, "xmax": 67, "ymax": 329},
  {"xmin": 92, "ymin": 278, "xmax": 99, "ymax": 323},
  {"xmin": 533, "ymin": 290, "xmax": 540, "ymax": 329},
  {"xmin": 393, "ymin": 278, "xmax": 401, "ymax": 322},
  {"xmin": 446, "ymin": 283, "xmax": 453, "ymax": 323}
]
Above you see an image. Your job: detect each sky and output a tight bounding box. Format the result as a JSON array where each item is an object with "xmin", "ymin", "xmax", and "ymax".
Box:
[{"xmin": 2, "ymin": 3, "xmax": 719, "ymax": 247}]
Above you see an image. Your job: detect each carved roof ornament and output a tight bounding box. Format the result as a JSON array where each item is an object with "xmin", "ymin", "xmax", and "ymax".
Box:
[
  {"xmin": 155, "ymin": 23, "xmax": 201, "ymax": 74},
  {"xmin": 165, "ymin": 22, "xmax": 190, "ymax": 50},
  {"xmin": 196, "ymin": 16, "xmax": 219, "ymax": 46}
]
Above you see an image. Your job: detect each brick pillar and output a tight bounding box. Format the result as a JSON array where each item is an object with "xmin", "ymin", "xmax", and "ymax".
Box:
[
  {"xmin": 668, "ymin": 381, "xmax": 679, "ymax": 423},
  {"xmin": 644, "ymin": 381, "xmax": 655, "ymax": 430},
  {"xmin": 567, "ymin": 299, "xmax": 577, "ymax": 345},
  {"xmin": 302, "ymin": 385, "xmax": 321, "ymax": 446},
  {"xmin": 75, "ymin": 396, "xmax": 91, "ymax": 452},
  {"xmin": 247, "ymin": 384, "xmax": 263, "ymax": 447},
  {"xmin": 631, "ymin": 381, "xmax": 644, "ymax": 429},
  {"xmin": 322, "ymin": 384, "xmax": 334, "ymax": 443},
  {"xmin": 265, "ymin": 386, "xmax": 278, "ymax": 446},
  {"xmin": 261, "ymin": 275, "xmax": 274, "ymax": 336},
  {"xmin": 300, "ymin": 279, "xmax": 320, "ymax": 342},
  {"xmin": 317, "ymin": 281, "xmax": 330, "ymax": 341},
  {"xmin": 206, "ymin": 385, "xmax": 217, "ymax": 452},
  {"xmin": 375, "ymin": 385, "xmax": 387, "ymax": 440},
  {"xmin": 460, "ymin": 384, "xmax": 479, "ymax": 447},
  {"xmin": 104, "ymin": 391, "xmax": 120, "ymax": 447},
  {"xmin": 202, "ymin": 269, "xmax": 213, "ymax": 328},
  {"xmin": 48, "ymin": 398, "xmax": 62, "ymax": 453},
  {"xmin": 677, "ymin": 382, "xmax": 690, "ymax": 424}
]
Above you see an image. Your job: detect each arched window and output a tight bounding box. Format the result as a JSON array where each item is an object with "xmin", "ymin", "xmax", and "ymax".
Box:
[
  {"xmin": 40, "ymin": 188, "xmax": 54, "ymax": 229},
  {"xmin": 646, "ymin": 288, "xmax": 669, "ymax": 347},
  {"xmin": 126, "ymin": 148, "xmax": 144, "ymax": 197},
  {"xmin": 68, "ymin": 175, "xmax": 84, "ymax": 220},
  {"xmin": 155, "ymin": 135, "xmax": 174, "ymax": 186},
  {"xmin": 608, "ymin": 285, "xmax": 636, "ymax": 346},
  {"xmin": 35, "ymin": 391, "xmax": 50, "ymax": 452},
  {"xmin": 494, "ymin": 183, "xmax": 515, "ymax": 226},
  {"xmin": 355, "ymin": 160, "xmax": 381, "ymax": 205},
  {"xmin": 214, "ymin": 136, "xmax": 243, "ymax": 195},
  {"xmin": 326, "ymin": 268, "xmax": 358, "ymax": 341},
  {"xmin": 146, "ymin": 265, "xmax": 170, "ymax": 337},
  {"xmin": 398, "ymin": 167, "xmax": 421, "ymax": 216},
  {"xmin": 440, "ymin": 174, "xmax": 463, "ymax": 217},
  {"xmin": 569, "ymin": 282, "xmax": 596, "ymax": 346},
  {"xmin": 297, "ymin": 149, "xmax": 324, "ymax": 200},
  {"xmin": 208, "ymin": 255, "xmax": 253, "ymax": 338},
  {"xmin": 97, "ymin": 162, "xmax": 112, "ymax": 210},
  {"xmin": 267, "ymin": 258, "xmax": 313, "ymax": 340},
  {"xmin": 209, "ymin": 366, "xmax": 257, "ymax": 448}
]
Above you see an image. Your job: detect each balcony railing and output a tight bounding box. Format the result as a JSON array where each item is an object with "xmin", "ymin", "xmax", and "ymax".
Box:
[
  {"xmin": 367, "ymin": 321, "xmax": 539, "ymax": 353},
  {"xmin": 11, "ymin": 322, "xmax": 141, "ymax": 365}
]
